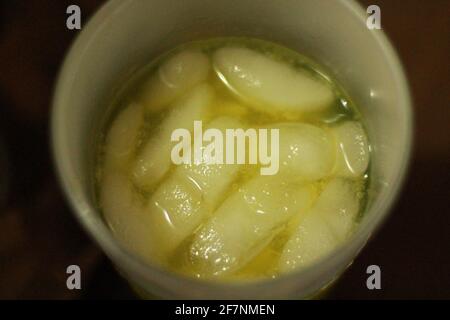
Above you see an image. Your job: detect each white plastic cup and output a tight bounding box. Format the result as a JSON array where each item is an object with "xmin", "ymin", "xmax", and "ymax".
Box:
[{"xmin": 52, "ymin": 0, "xmax": 412, "ymax": 299}]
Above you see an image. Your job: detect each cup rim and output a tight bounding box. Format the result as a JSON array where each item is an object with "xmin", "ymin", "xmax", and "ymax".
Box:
[{"xmin": 52, "ymin": 0, "xmax": 413, "ymax": 298}]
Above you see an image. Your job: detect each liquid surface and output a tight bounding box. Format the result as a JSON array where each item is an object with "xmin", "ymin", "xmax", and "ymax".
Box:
[{"xmin": 96, "ymin": 38, "xmax": 370, "ymax": 282}]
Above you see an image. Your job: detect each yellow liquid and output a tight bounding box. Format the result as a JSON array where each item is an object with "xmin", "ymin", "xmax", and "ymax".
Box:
[{"xmin": 96, "ymin": 38, "xmax": 369, "ymax": 282}]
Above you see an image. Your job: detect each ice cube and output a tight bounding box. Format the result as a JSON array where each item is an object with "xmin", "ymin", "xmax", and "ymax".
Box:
[
  {"xmin": 213, "ymin": 47, "xmax": 333, "ymax": 115},
  {"xmin": 331, "ymin": 121, "xmax": 370, "ymax": 178},
  {"xmin": 100, "ymin": 171, "xmax": 157, "ymax": 263},
  {"xmin": 133, "ymin": 83, "xmax": 213, "ymax": 190},
  {"xmin": 278, "ymin": 209, "xmax": 335, "ymax": 273},
  {"xmin": 103, "ymin": 102, "xmax": 143, "ymax": 170},
  {"xmin": 180, "ymin": 116, "xmax": 243, "ymax": 207},
  {"xmin": 142, "ymin": 50, "xmax": 210, "ymax": 112},
  {"xmin": 315, "ymin": 178, "xmax": 360, "ymax": 241},
  {"xmin": 279, "ymin": 178, "xmax": 360, "ymax": 272},
  {"xmin": 272, "ymin": 123, "xmax": 335, "ymax": 181},
  {"xmin": 146, "ymin": 171, "xmax": 211, "ymax": 259}
]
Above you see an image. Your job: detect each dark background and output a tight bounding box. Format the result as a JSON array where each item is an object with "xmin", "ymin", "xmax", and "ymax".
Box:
[{"xmin": 0, "ymin": 0, "xmax": 449, "ymax": 299}]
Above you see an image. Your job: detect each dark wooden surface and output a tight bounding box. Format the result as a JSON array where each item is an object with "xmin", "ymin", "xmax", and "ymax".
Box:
[{"xmin": 0, "ymin": 0, "xmax": 448, "ymax": 299}]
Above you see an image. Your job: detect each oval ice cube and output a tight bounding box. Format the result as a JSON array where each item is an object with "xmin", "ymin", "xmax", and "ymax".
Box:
[
  {"xmin": 279, "ymin": 178, "xmax": 360, "ymax": 272},
  {"xmin": 315, "ymin": 178, "xmax": 360, "ymax": 241},
  {"xmin": 213, "ymin": 47, "xmax": 333, "ymax": 115},
  {"xmin": 100, "ymin": 171, "xmax": 157, "ymax": 263},
  {"xmin": 279, "ymin": 209, "xmax": 335, "ymax": 273},
  {"xmin": 142, "ymin": 50, "xmax": 210, "ymax": 112},
  {"xmin": 180, "ymin": 116, "xmax": 244, "ymax": 208},
  {"xmin": 146, "ymin": 171, "xmax": 211, "ymax": 259},
  {"xmin": 133, "ymin": 83, "xmax": 213, "ymax": 190},
  {"xmin": 103, "ymin": 102, "xmax": 143, "ymax": 170},
  {"xmin": 331, "ymin": 121, "xmax": 370, "ymax": 178},
  {"xmin": 272, "ymin": 123, "xmax": 335, "ymax": 181}
]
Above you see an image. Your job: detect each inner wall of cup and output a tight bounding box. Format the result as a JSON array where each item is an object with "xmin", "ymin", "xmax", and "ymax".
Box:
[{"xmin": 55, "ymin": 0, "xmax": 410, "ymax": 297}]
